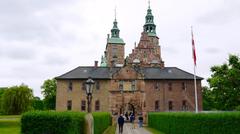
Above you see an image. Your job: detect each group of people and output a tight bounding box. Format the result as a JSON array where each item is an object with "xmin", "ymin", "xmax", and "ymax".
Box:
[{"xmin": 117, "ymin": 112, "xmax": 144, "ymax": 134}]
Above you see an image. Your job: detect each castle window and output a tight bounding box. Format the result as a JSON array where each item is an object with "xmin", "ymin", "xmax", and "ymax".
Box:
[
  {"xmin": 182, "ymin": 100, "xmax": 188, "ymax": 111},
  {"xmin": 131, "ymin": 80, "xmax": 136, "ymax": 91},
  {"xmin": 95, "ymin": 100, "xmax": 100, "ymax": 111},
  {"xmin": 169, "ymin": 101, "xmax": 173, "ymax": 111},
  {"xmin": 155, "ymin": 100, "xmax": 160, "ymax": 111},
  {"xmin": 119, "ymin": 80, "xmax": 123, "ymax": 91},
  {"xmin": 68, "ymin": 81, "xmax": 72, "ymax": 92},
  {"xmin": 112, "ymin": 48, "xmax": 117, "ymax": 57},
  {"xmin": 182, "ymin": 82, "xmax": 187, "ymax": 91},
  {"xmin": 82, "ymin": 82, "xmax": 86, "ymax": 90},
  {"xmin": 67, "ymin": 100, "xmax": 72, "ymax": 110},
  {"xmin": 155, "ymin": 82, "xmax": 160, "ymax": 90},
  {"xmin": 96, "ymin": 81, "xmax": 100, "ymax": 90},
  {"xmin": 168, "ymin": 83, "xmax": 172, "ymax": 91},
  {"xmin": 81, "ymin": 100, "xmax": 86, "ymax": 111}
]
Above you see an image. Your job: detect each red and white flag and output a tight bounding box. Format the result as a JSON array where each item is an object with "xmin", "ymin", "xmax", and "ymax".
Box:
[{"xmin": 191, "ymin": 27, "xmax": 197, "ymax": 66}]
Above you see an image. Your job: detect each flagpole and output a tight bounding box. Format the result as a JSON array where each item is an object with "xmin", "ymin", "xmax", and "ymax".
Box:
[
  {"xmin": 191, "ymin": 26, "xmax": 198, "ymax": 113},
  {"xmin": 194, "ymin": 63, "xmax": 198, "ymax": 113}
]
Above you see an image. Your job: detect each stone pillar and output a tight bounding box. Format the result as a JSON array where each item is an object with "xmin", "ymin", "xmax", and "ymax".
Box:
[{"xmin": 84, "ymin": 113, "xmax": 94, "ymax": 134}]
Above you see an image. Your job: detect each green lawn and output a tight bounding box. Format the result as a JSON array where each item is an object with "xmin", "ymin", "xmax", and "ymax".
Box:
[
  {"xmin": 103, "ymin": 124, "xmax": 116, "ymax": 134},
  {"xmin": 145, "ymin": 127, "xmax": 165, "ymax": 134},
  {"xmin": 0, "ymin": 115, "xmax": 21, "ymax": 134}
]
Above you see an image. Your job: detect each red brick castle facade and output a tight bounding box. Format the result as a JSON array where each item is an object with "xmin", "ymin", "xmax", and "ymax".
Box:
[{"xmin": 55, "ymin": 4, "xmax": 203, "ymax": 118}]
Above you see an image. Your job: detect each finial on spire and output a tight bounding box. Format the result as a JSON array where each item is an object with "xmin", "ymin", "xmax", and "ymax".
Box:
[
  {"xmin": 114, "ymin": 6, "xmax": 117, "ymax": 21},
  {"xmin": 148, "ymin": 0, "xmax": 151, "ymax": 9}
]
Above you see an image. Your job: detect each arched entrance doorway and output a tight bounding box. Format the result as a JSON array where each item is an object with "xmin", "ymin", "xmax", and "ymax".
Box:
[{"xmin": 122, "ymin": 99, "xmax": 142, "ymax": 116}]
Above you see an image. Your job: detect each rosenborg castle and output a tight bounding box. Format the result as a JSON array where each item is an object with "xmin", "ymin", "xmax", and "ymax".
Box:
[{"xmin": 55, "ymin": 4, "xmax": 203, "ymax": 118}]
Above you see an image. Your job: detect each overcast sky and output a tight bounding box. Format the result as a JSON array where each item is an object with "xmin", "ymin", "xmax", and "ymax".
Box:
[{"xmin": 0, "ymin": 0, "xmax": 240, "ymax": 98}]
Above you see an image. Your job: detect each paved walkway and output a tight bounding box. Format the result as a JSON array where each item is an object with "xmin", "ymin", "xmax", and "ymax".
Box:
[{"xmin": 115, "ymin": 123, "xmax": 151, "ymax": 134}]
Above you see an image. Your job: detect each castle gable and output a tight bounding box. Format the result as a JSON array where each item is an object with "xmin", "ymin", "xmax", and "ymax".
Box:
[{"xmin": 112, "ymin": 66, "xmax": 143, "ymax": 80}]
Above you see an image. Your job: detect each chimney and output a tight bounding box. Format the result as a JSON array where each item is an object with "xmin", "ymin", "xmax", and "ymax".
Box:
[
  {"xmin": 107, "ymin": 34, "xmax": 110, "ymax": 39},
  {"xmin": 94, "ymin": 61, "xmax": 98, "ymax": 68}
]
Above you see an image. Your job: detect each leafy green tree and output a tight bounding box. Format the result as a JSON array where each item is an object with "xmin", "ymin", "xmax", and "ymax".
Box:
[
  {"xmin": 41, "ymin": 79, "xmax": 57, "ymax": 110},
  {"xmin": 202, "ymin": 86, "xmax": 216, "ymax": 110},
  {"xmin": 1, "ymin": 84, "xmax": 33, "ymax": 115},
  {"xmin": 0, "ymin": 88, "xmax": 7, "ymax": 113},
  {"xmin": 32, "ymin": 96, "xmax": 44, "ymax": 110},
  {"xmin": 207, "ymin": 54, "xmax": 240, "ymax": 110}
]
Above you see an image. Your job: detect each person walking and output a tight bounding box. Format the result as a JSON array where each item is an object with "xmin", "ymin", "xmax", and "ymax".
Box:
[
  {"xmin": 138, "ymin": 114, "xmax": 143, "ymax": 128},
  {"xmin": 118, "ymin": 114, "xmax": 125, "ymax": 134},
  {"xmin": 130, "ymin": 113, "xmax": 135, "ymax": 129},
  {"xmin": 125, "ymin": 112, "xmax": 129, "ymax": 121}
]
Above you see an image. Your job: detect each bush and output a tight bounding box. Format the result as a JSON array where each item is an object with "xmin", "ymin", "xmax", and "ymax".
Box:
[
  {"xmin": 235, "ymin": 105, "xmax": 240, "ymax": 111},
  {"xmin": 148, "ymin": 112, "xmax": 240, "ymax": 134},
  {"xmin": 21, "ymin": 111, "xmax": 86, "ymax": 134},
  {"xmin": 92, "ymin": 112, "xmax": 111, "ymax": 134}
]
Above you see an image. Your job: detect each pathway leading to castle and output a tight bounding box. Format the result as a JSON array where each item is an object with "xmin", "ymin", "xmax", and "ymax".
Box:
[{"xmin": 115, "ymin": 123, "xmax": 152, "ymax": 134}]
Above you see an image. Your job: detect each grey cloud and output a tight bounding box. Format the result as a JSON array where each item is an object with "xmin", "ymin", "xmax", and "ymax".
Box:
[
  {"xmin": 162, "ymin": 46, "xmax": 178, "ymax": 54},
  {"xmin": 197, "ymin": 1, "xmax": 240, "ymax": 25},
  {"xmin": 1, "ymin": 46, "xmax": 36, "ymax": 60},
  {"xmin": 205, "ymin": 48, "xmax": 221, "ymax": 54},
  {"xmin": 44, "ymin": 54, "xmax": 69, "ymax": 66},
  {"xmin": 0, "ymin": 0, "xmax": 85, "ymax": 47}
]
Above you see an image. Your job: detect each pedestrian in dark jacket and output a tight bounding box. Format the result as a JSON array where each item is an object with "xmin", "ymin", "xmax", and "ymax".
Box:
[
  {"xmin": 138, "ymin": 115, "xmax": 143, "ymax": 128},
  {"xmin": 130, "ymin": 114, "xmax": 135, "ymax": 129},
  {"xmin": 118, "ymin": 114, "xmax": 124, "ymax": 134}
]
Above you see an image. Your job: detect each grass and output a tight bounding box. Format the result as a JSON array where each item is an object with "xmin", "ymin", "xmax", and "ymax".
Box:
[
  {"xmin": 0, "ymin": 115, "xmax": 21, "ymax": 134},
  {"xmin": 103, "ymin": 124, "xmax": 116, "ymax": 134},
  {"xmin": 145, "ymin": 127, "xmax": 166, "ymax": 134}
]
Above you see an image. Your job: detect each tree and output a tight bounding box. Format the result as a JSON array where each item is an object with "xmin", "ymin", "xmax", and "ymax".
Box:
[
  {"xmin": 41, "ymin": 79, "xmax": 57, "ymax": 110},
  {"xmin": 1, "ymin": 84, "xmax": 33, "ymax": 115},
  {"xmin": 32, "ymin": 96, "xmax": 44, "ymax": 110},
  {"xmin": 202, "ymin": 86, "xmax": 216, "ymax": 110},
  {"xmin": 0, "ymin": 88, "xmax": 7, "ymax": 113},
  {"xmin": 207, "ymin": 54, "xmax": 240, "ymax": 110}
]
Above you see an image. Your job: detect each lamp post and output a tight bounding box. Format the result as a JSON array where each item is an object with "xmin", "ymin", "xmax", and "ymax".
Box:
[{"xmin": 85, "ymin": 77, "xmax": 95, "ymax": 113}]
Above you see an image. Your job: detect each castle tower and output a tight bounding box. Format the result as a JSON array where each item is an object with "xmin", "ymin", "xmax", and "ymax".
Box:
[
  {"xmin": 105, "ymin": 12, "xmax": 125, "ymax": 67},
  {"xmin": 128, "ymin": 2, "xmax": 164, "ymax": 67}
]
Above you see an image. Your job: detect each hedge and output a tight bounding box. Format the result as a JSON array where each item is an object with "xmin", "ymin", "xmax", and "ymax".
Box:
[
  {"xmin": 21, "ymin": 111, "xmax": 86, "ymax": 134},
  {"xmin": 92, "ymin": 112, "xmax": 111, "ymax": 134},
  {"xmin": 148, "ymin": 112, "xmax": 240, "ymax": 134}
]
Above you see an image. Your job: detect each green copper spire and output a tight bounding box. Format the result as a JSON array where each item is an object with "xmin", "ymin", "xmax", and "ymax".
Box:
[
  {"xmin": 107, "ymin": 8, "xmax": 125, "ymax": 44},
  {"xmin": 143, "ymin": 0, "xmax": 156, "ymax": 36},
  {"xmin": 111, "ymin": 7, "xmax": 120, "ymax": 38}
]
